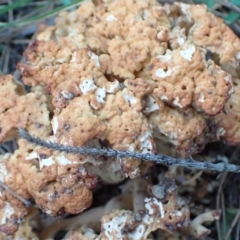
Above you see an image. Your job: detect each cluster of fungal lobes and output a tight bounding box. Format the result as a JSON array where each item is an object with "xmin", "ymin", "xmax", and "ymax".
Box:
[{"xmin": 0, "ymin": 0, "xmax": 240, "ymax": 238}]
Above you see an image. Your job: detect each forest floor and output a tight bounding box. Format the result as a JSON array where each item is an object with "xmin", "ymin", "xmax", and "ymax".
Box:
[{"xmin": 1, "ymin": 0, "xmax": 240, "ymax": 239}]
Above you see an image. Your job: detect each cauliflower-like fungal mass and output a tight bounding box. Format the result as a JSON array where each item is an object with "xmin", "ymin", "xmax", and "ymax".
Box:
[
  {"xmin": 0, "ymin": 138, "xmax": 98, "ymax": 234},
  {"xmin": 41, "ymin": 178, "xmax": 191, "ymax": 239},
  {"xmin": 0, "ymin": 75, "xmax": 51, "ymax": 142},
  {"xmin": 0, "ymin": 207, "xmax": 40, "ymax": 239},
  {"xmin": 18, "ymin": 0, "xmax": 240, "ymax": 157},
  {"xmin": 0, "ymin": 0, "xmax": 240, "ymax": 236}
]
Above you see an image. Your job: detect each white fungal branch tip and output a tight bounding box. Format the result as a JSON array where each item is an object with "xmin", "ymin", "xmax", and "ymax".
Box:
[
  {"xmin": 106, "ymin": 14, "xmax": 118, "ymax": 22},
  {"xmin": 155, "ymin": 68, "xmax": 172, "ymax": 78},
  {"xmin": 139, "ymin": 130, "xmax": 153, "ymax": 153},
  {"xmin": 198, "ymin": 92, "xmax": 205, "ymax": 103},
  {"xmin": 177, "ymin": 37, "xmax": 185, "ymax": 45},
  {"xmin": 61, "ymin": 90, "xmax": 74, "ymax": 99},
  {"xmin": 107, "ymin": 80, "xmax": 119, "ymax": 93},
  {"xmin": 180, "ymin": 45, "xmax": 195, "ymax": 61},
  {"xmin": 102, "ymin": 214, "xmax": 128, "ymax": 240},
  {"xmin": 1, "ymin": 202, "xmax": 15, "ymax": 225},
  {"xmin": 153, "ymin": 197, "xmax": 165, "ymax": 218},
  {"xmin": 0, "ymin": 163, "xmax": 11, "ymax": 183},
  {"xmin": 123, "ymin": 93, "xmax": 137, "ymax": 105},
  {"xmin": 173, "ymin": 97, "xmax": 183, "ymax": 108},
  {"xmin": 161, "ymin": 95, "xmax": 169, "ymax": 101},
  {"xmin": 26, "ymin": 151, "xmax": 39, "ymax": 161},
  {"xmin": 144, "ymin": 197, "xmax": 165, "ymax": 218},
  {"xmin": 87, "ymin": 51, "xmax": 100, "ymax": 67},
  {"xmin": 39, "ymin": 157, "xmax": 55, "ymax": 169},
  {"xmin": 80, "ymin": 79, "xmax": 97, "ymax": 94},
  {"xmin": 56, "ymin": 155, "xmax": 72, "ymax": 165},
  {"xmin": 52, "ymin": 116, "xmax": 59, "ymax": 135},
  {"xmin": 141, "ymin": 9, "xmax": 149, "ymax": 19},
  {"xmin": 157, "ymin": 54, "xmax": 171, "ymax": 62},
  {"xmin": 96, "ymin": 87, "xmax": 106, "ymax": 103}
]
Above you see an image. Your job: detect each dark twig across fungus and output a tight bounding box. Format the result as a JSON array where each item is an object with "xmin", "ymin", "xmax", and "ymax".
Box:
[{"xmin": 19, "ymin": 128, "xmax": 240, "ymax": 173}]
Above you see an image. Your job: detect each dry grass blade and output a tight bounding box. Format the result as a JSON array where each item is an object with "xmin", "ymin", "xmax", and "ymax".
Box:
[
  {"xmin": 0, "ymin": 181, "xmax": 31, "ymax": 207},
  {"xmin": 236, "ymin": 207, "xmax": 240, "ymax": 240},
  {"xmin": 216, "ymin": 173, "xmax": 227, "ymax": 240},
  {"xmin": 215, "ymin": 0, "xmax": 240, "ymax": 14},
  {"xmin": 224, "ymin": 208, "xmax": 240, "ymax": 240},
  {"xmin": 0, "ymin": 0, "xmax": 84, "ymax": 75}
]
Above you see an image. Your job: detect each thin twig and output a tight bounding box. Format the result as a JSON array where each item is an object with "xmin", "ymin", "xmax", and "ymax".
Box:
[
  {"xmin": 235, "ymin": 200, "xmax": 240, "ymax": 240},
  {"xmin": 237, "ymin": 222, "xmax": 240, "ymax": 240},
  {"xmin": 11, "ymin": 39, "xmax": 31, "ymax": 44},
  {"xmin": 215, "ymin": 0, "xmax": 240, "ymax": 15},
  {"xmin": 221, "ymin": 191, "xmax": 226, "ymax": 238},
  {"xmin": 0, "ymin": 181, "xmax": 31, "ymax": 207},
  {"xmin": 2, "ymin": 44, "xmax": 10, "ymax": 74},
  {"xmin": 19, "ymin": 128, "xmax": 240, "ymax": 173},
  {"xmin": 216, "ymin": 172, "xmax": 227, "ymax": 240},
  {"xmin": 8, "ymin": 0, "xmax": 13, "ymax": 23}
]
